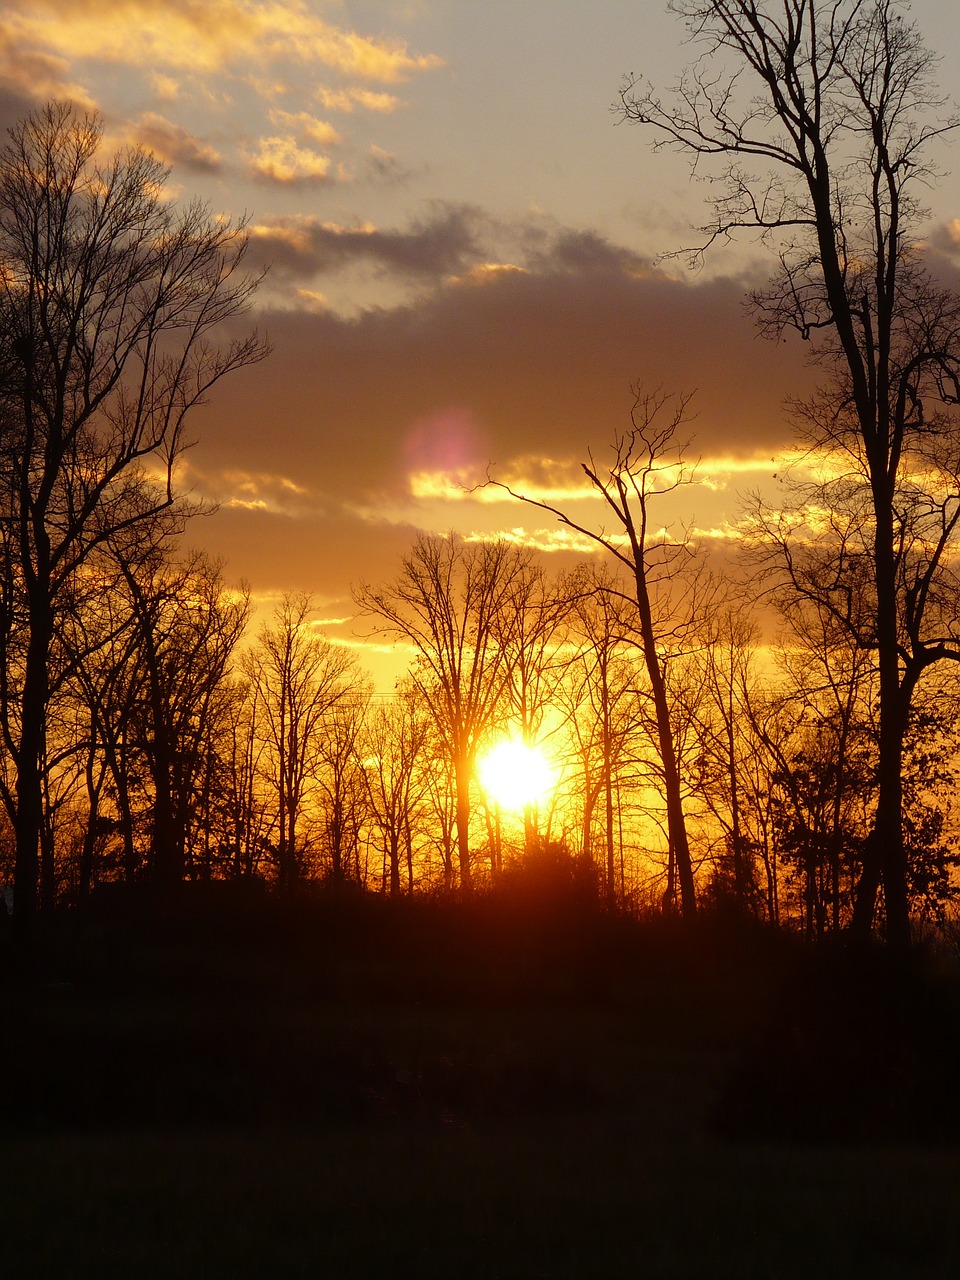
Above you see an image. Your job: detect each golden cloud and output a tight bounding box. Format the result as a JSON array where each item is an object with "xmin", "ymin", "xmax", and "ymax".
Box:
[
  {"xmin": 315, "ymin": 86, "xmax": 402, "ymax": 114},
  {"xmin": 224, "ymin": 469, "xmax": 306, "ymax": 496},
  {"xmin": 481, "ymin": 456, "xmax": 601, "ymax": 505},
  {"xmin": 224, "ymin": 496, "xmax": 269, "ymax": 511},
  {"xmin": 268, "ymin": 108, "xmax": 341, "ymax": 146},
  {"xmin": 1, "ymin": 0, "xmax": 443, "ymax": 82},
  {"xmin": 463, "ymin": 526, "xmax": 603, "ymax": 555},
  {"xmin": 248, "ymin": 134, "xmax": 331, "ymax": 184},
  {"xmin": 407, "ymin": 469, "xmax": 479, "ymax": 501},
  {"xmin": 0, "ymin": 21, "xmax": 96, "ymax": 107},
  {"xmin": 294, "ymin": 287, "xmax": 330, "ymax": 312},
  {"xmin": 149, "ymin": 71, "xmax": 180, "ymax": 101},
  {"xmin": 449, "ymin": 263, "xmax": 528, "ymax": 287},
  {"xmin": 187, "ymin": 465, "xmax": 311, "ymax": 516}
]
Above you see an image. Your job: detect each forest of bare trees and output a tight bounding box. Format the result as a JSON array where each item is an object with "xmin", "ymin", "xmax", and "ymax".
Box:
[{"xmin": 4, "ymin": 2, "xmax": 960, "ymax": 954}]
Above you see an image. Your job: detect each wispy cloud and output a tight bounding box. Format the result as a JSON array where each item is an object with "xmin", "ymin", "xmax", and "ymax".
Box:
[
  {"xmin": 464, "ymin": 526, "xmax": 603, "ymax": 555},
  {"xmin": 268, "ymin": 107, "xmax": 341, "ymax": 146},
  {"xmin": 358, "ymin": 143, "xmax": 412, "ymax": 185},
  {"xmin": 187, "ymin": 464, "xmax": 312, "ymax": 516},
  {"xmin": 315, "ymin": 86, "xmax": 403, "ymax": 114},
  {"xmin": 148, "ymin": 71, "xmax": 180, "ymax": 102},
  {"xmin": 245, "ymin": 208, "xmax": 666, "ymax": 303},
  {"xmin": 521, "ymin": 223, "xmax": 653, "ymax": 279}
]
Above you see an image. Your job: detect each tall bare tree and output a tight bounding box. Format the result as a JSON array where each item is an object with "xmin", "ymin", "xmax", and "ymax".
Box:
[
  {"xmin": 0, "ymin": 103, "xmax": 266, "ymax": 934},
  {"xmin": 57, "ymin": 550, "xmax": 145, "ymax": 899},
  {"xmin": 494, "ymin": 559, "xmax": 569, "ymax": 854},
  {"xmin": 220, "ymin": 676, "xmax": 273, "ymax": 882},
  {"xmin": 559, "ymin": 564, "xmax": 640, "ymax": 904},
  {"xmin": 316, "ymin": 688, "xmax": 372, "ymax": 885},
  {"xmin": 357, "ymin": 533, "xmax": 529, "ymax": 891},
  {"xmin": 498, "ymin": 389, "xmax": 700, "ymax": 917},
  {"xmin": 244, "ymin": 594, "xmax": 359, "ymax": 891},
  {"xmin": 620, "ymin": 0, "xmax": 960, "ymax": 945},
  {"xmin": 117, "ymin": 549, "xmax": 250, "ymax": 888},
  {"xmin": 364, "ymin": 684, "xmax": 432, "ymax": 896}
]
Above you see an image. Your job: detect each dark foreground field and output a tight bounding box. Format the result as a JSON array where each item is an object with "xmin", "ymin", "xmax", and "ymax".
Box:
[{"xmin": 3, "ymin": 886, "xmax": 960, "ymax": 1279}]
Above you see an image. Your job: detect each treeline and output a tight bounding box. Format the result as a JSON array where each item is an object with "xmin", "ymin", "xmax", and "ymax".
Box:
[
  {"xmin": 8, "ymin": 0, "xmax": 960, "ymax": 952},
  {"xmin": 1, "ymin": 514, "xmax": 958, "ymax": 940}
]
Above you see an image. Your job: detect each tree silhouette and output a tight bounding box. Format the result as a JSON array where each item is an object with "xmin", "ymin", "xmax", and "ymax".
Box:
[
  {"xmin": 243, "ymin": 594, "xmax": 360, "ymax": 892},
  {"xmin": 117, "ymin": 549, "xmax": 249, "ymax": 888},
  {"xmin": 357, "ymin": 533, "xmax": 530, "ymax": 892},
  {"xmin": 496, "ymin": 389, "xmax": 701, "ymax": 917},
  {"xmin": 316, "ymin": 688, "xmax": 372, "ymax": 885},
  {"xmin": 363, "ymin": 684, "xmax": 432, "ymax": 896},
  {"xmin": 491, "ymin": 558, "xmax": 568, "ymax": 856},
  {"xmin": 0, "ymin": 103, "xmax": 266, "ymax": 936},
  {"xmin": 559, "ymin": 564, "xmax": 641, "ymax": 905},
  {"xmin": 621, "ymin": 0, "xmax": 960, "ymax": 946}
]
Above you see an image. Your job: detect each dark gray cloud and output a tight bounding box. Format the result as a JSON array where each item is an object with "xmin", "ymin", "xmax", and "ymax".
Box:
[
  {"xmin": 184, "ymin": 242, "xmax": 823, "ymax": 616},
  {"xmin": 135, "ymin": 113, "xmax": 222, "ymax": 174},
  {"xmin": 196, "ymin": 251, "xmax": 811, "ymax": 531},
  {"xmin": 247, "ymin": 207, "xmax": 662, "ymax": 291},
  {"xmin": 0, "ymin": 84, "xmax": 36, "ymax": 138},
  {"xmin": 360, "ymin": 144, "xmax": 415, "ymax": 186},
  {"xmin": 521, "ymin": 225, "xmax": 652, "ymax": 278},
  {"xmin": 248, "ymin": 202, "xmax": 488, "ymax": 280}
]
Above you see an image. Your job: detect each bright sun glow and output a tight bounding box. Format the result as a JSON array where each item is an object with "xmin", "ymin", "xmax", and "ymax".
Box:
[{"xmin": 477, "ymin": 739, "xmax": 557, "ymax": 813}]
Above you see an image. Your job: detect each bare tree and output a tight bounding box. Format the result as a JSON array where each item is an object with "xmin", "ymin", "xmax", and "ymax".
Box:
[
  {"xmin": 558, "ymin": 564, "xmax": 641, "ymax": 904},
  {"xmin": 316, "ymin": 686, "xmax": 372, "ymax": 886},
  {"xmin": 691, "ymin": 598, "xmax": 769, "ymax": 914},
  {"xmin": 364, "ymin": 684, "xmax": 432, "ymax": 896},
  {"xmin": 497, "ymin": 389, "xmax": 700, "ymax": 917},
  {"xmin": 494, "ymin": 559, "xmax": 569, "ymax": 854},
  {"xmin": 620, "ymin": 0, "xmax": 960, "ymax": 946},
  {"xmin": 57, "ymin": 551, "xmax": 146, "ymax": 899},
  {"xmin": 117, "ymin": 549, "xmax": 250, "ymax": 888},
  {"xmin": 0, "ymin": 103, "xmax": 266, "ymax": 935},
  {"xmin": 244, "ymin": 594, "xmax": 359, "ymax": 892},
  {"xmin": 357, "ymin": 533, "xmax": 529, "ymax": 891}
]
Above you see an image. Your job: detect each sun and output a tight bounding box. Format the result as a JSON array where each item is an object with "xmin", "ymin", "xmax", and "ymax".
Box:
[{"xmin": 477, "ymin": 738, "xmax": 557, "ymax": 813}]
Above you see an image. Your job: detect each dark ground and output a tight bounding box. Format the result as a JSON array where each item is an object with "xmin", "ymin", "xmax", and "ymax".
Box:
[{"xmin": 2, "ymin": 883, "xmax": 959, "ymax": 1279}]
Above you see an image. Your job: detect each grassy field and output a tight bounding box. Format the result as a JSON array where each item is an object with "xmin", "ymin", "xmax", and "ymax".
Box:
[{"xmin": 2, "ymin": 888, "xmax": 959, "ymax": 1278}]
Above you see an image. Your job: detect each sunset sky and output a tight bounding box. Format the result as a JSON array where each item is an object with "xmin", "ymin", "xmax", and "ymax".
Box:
[{"xmin": 5, "ymin": 0, "xmax": 960, "ymax": 682}]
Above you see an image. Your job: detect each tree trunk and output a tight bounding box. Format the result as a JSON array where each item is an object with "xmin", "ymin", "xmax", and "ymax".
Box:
[
  {"xmin": 633, "ymin": 562, "xmax": 696, "ymax": 919},
  {"xmin": 13, "ymin": 596, "xmax": 53, "ymax": 944},
  {"xmin": 151, "ymin": 729, "xmax": 180, "ymax": 888},
  {"xmin": 454, "ymin": 753, "xmax": 472, "ymax": 892},
  {"xmin": 405, "ymin": 817, "xmax": 414, "ymax": 895},
  {"xmin": 388, "ymin": 831, "xmax": 401, "ymax": 897},
  {"xmin": 39, "ymin": 776, "xmax": 56, "ymax": 913},
  {"xmin": 852, "ymin": 498, "xmax": 909, "ymax": 949},
  {"xmin": 601, "ymin": 672, "xmax": 616, "ymax": 907}
]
